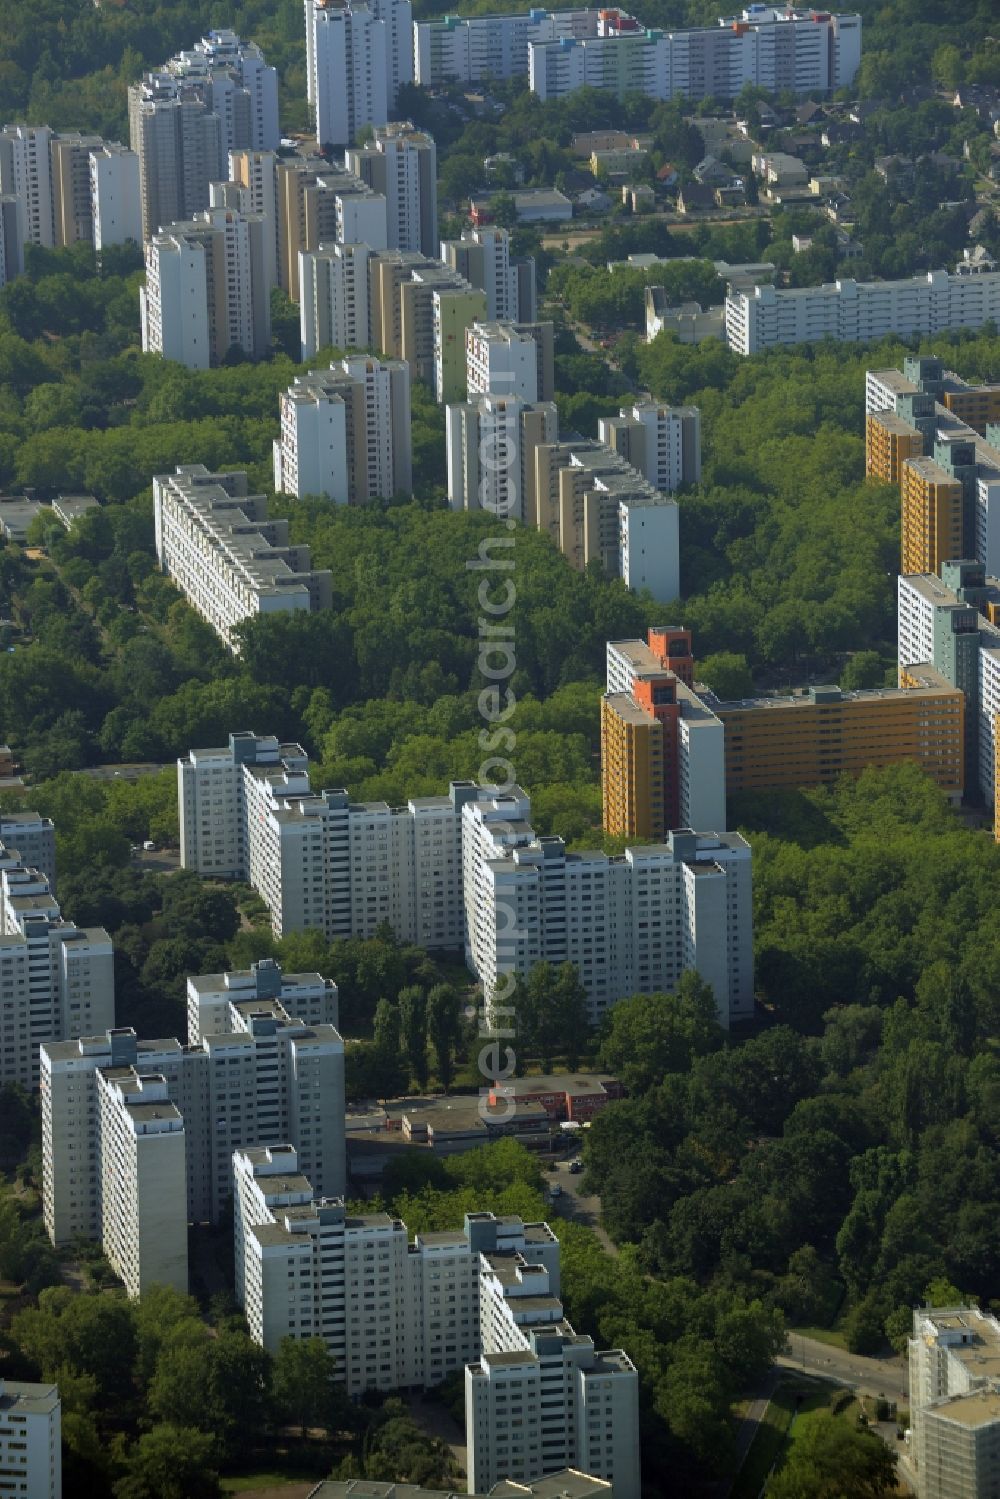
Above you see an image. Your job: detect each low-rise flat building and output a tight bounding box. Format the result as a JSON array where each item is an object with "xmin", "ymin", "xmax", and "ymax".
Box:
[
  {"xmin": 486, "ymin": 1073, "xmax": 624, "ymax": 1122},
  {"xmin": 153, "ymin": 465, "xmax": 332, "ymax": 649}
]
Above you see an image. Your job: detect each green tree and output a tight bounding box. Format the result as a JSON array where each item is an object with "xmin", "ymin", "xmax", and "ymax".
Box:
[
  {"xmin": 272, "ymin": 1335, "xmax": 346, "ymax": 1439},
  {"xmin": 398, "ymin": 985, "xmax": 429, "ymax": 1089},
  {"xmin": 372, "ymin": 998, "xmax": 409, "ymax": 1101},
  {"xmin": 599, "ymin": 973, "xmax": 723, "ymax": 1092},
  {"xmin": 426, "ymin": 983, "xmax": 461, "ymax": 1092},
  {"xmin": 113, "ymin": 1425, "xmax": 221, "ymax": 1499},
  {"xmin": 765, "ymin": 1408, "xmax": 897, "ymax": 1497},
  {"xmin": 698, "ymin": 652, "xmax": 753, "ymax": 701}
]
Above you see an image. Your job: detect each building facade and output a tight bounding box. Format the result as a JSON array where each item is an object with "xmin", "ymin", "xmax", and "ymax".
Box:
[
  {"xmin": 178, "ymin": 740, "xmax": 753, "ymax": 1025},
  {"xmin": 601, "ymin": 632, "xmax": 726, "ymax": 838},
  {"xmin": 462, "ymin": 787, "xmax": 753, "ymax": 1028},
  {"xmin": 347, "ymin": 122, "xmax": 438, "ymax": 259},
  {"xmin": 446, "ymin": 393, "xmax": 558, "ymax": 519},
  {"xmin": 529, "ymin": 6, "xmax": 861, "ymax": 104},
  {"xmin": 0, "ymin": 1380, "xmax": 61, "ymax": 1499},
  {"xmin": 414, "ymin": 7, "xmax": 606, "ymax": 86},
  {"xmin": 598, "ymin": 402, "xmax": 701, "ymax": 492},
  {"xmin": 467, "ymin": 1242, "xmax": 639, "ymax": 1497},
  {"xmin": 129, "ymin": 31, "xmax": 278, "ymax": 239},
  {"xmin": 235, "ymin": 1156, "xmax": 559, "ymax": 1394},
  {"xmin": 299, "ymin": 241, "xmax": 373, "ymax": 357},
  {"xmin": 909, "ymin": 1307, "xmax": 1000, "ymax": 1499},
  {"xmin": 153, "ymin": 465, "xmax": 332, "ymax": 649},
  {"xmin": 40, "ymin": 974, "xmax": 345, "ymax": 1264},
  {"xmin": 529, "ymin": 438, "xmax": 680, "ymax": 601},
  {"xmin": 726, "ymin": 270, "xmax": 1000, "ymax": 356},
  {"xmin": 97, "ymin": 1068, "xmax": 188, "ymax": 1298},
  {"xmin": 140, "ymin": 206, "xmax": 272, "ymax": 367},
  {"xmin": 703, "ymin": 675, "xmax": 965, "ymax": 800},
  {"xmin": 273, "ymin": 356, "xmax": 412, "ymax": 503},
  {"xmin": 0, "ymin": 125, "xmax": 55, "ymax": 248},
  {"xmin": 0, "ymin": 844, "xmax": 113, "ymax": 1091},
  {"xmin": 466, "ymin": 320, "xmax": 555, "ymax": 403},
  {"xmin": 89, "ymin": 144, "xmax": 142, "ymax": 251},
  {"xmin": 440, "ymin": 227, "xmax": 537, "ymax": 324},
  {"xmin": 309, "ymin": 0, "xmax": 389, "ymax": 148}
]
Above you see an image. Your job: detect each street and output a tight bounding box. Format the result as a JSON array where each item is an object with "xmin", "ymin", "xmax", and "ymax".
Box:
[{"xmin": 779, "ymin": 1333, "xmax": 909, "ymax": 1404}]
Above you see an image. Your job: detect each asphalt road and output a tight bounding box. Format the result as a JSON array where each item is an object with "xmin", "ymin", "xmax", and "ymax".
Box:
[{"xmin": 779, "ymin": 1332, "xmax": 909, "ymax": 1404}]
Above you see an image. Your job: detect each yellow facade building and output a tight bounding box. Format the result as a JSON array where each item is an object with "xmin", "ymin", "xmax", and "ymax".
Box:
[
  {"xmin": 900, "ymin": 456, "xmax": 964, "ymax": 578},
  {"xmin": 710, "ymin": 674, "xmax": 964, "ymax": 799},
  {"xmin": 866, "ymin": 410, "xmax": 924, "ymax": 486},
  {"xmin": 601, "ymin": 694, "xmax": 666, "ymax": 841}
]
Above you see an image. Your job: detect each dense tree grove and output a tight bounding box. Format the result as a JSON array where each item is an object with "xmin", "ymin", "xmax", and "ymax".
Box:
[{"xmin": 585, "ymin": 764, "xmax": 1000, "ymax": 1362}]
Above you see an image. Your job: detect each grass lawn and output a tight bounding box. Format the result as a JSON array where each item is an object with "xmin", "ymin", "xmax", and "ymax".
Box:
[
  {"xmin": 791, "ymin": 1322, "xmax": 850, "ymax": 1350},
  {"xmin": 730, "ymin": 1381, "xmax": 831, "ymax": 1499},
  {"xmin": 219, "ymin": 1475, "xmax": 307, "ymax": 1493}
]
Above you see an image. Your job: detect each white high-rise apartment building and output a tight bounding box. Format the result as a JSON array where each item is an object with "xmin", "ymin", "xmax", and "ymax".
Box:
[
  {"xmin": 179, "ymin": 743, "xmax": 491, "ymax": 946},
  {"xmin": 347, "ymin": 121, "xmax": 437, "ymax": 259},
  {"xmin": 467, "ymin": 1242, "xmax": 639, "ymax": 1497},
  {"xmin": 178, "ymin": 738, "xmax": 753, "ymax": 1026},
  {"xmin": 299, "ymin": 242, "xmax": 373, "ymax": 358},
  {"xmin": 153, "ymin": 465, "xmax": 333, "ymax": 649},
  {"xmin": 441, "ymin": 227, "xmax": 536, "ymax": 323},
  {"xmin": 97, "ymin": 1068, "xmax": 188, "ymax": 1298},
  {"xmin": 599, "ymin": 402, "xmax": 701, "ymax": 493},
  {"xmin": 50, "ymin": 134, "xmax": 103, "ymax": 248},
  {"xmin": 462, "ymin": 788, "xmax": 752, "ymax": 1028},
  {"xmin": 531, "ymin": 436, "xmax": 681, "ymax": 601},
  {"xmin": 466, "ymin": 320, "xmax": 548, "ymax": 402},
  {"xmin": 726, "ymin": 269, "xmax": 1000, "ymax": 356},
  {"xmin": 40, "ymin": 972, "xmax": 345, "ymax": 1257},
  {"xmin": 463, "ymin": 320, "xmax": 555, "ymax": 410},
  {"xmin": 909, "ymin": 1307, "xmax": 1000, "ymax": 1499},
  {"xmin": 446, "ymin": 393, "xmax": 558, "ymax": 519},
  {"xmin": 414, "ymin": 8, "xmax": 605, "ymax": 86},
  {"xmin": 309, "ymin": 0, "xmax": 389, "ymax": 149},
  {"xmin": 1, "ymin": 812, "xmax": 56, "ymax": 890},
  {"xmin": 129, "ymin": 31, "xmax": 277, "ymax": 240},
  {"xmin": 529, "ymin": 6, "xmax": 861, "ymax": 103},
  {"xmin": 0, "ymin": 1379, "xmax": 61, "ymax": 1499},
  {"xmin": 234, "ymin": 1151, "xmax": 573, "ymax": 1404},
  {"xmin": 0, "ymin": 847, "xmax": 113, "ymax": 1090},
  {"xmin": 164, "ymin": 30, "xmax": 280, "ymax": 167},
  {"xmin": 371, "ymin": 0, "xmax": 415, "ymax": 106},
  {"xmin": 229, "ymin": 149, "xmax": 280, "ymax": 289},
  {"xmin": 273, "ymin": 356, "xmax": 412, "ymax": 503},
  {"xmin": 0, "ymin": 125, "xmax": 55, "ymax": 247},
  {"xmin": 188, "ymin": 958, "xmax": 338, "ymax": 1046},
  {"xmin": 89, "ymin": 144, "xmax": 142, "ymax": 251},
  {"xmin": 140, "ymin": 206, "xmax": 271, "ymax": 367},
  {"xmin": 0, "ymin": 194, "xmax": 25, "ymax": 289}
]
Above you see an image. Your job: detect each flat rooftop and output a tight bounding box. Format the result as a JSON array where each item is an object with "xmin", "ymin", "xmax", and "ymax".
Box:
[{"xmin": 926, "ymin": 1390, "xmax": 1000, "ymax": 1428}]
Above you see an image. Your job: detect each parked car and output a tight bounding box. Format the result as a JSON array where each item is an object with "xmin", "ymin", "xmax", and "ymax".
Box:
[{"xmin": 569, "ymin": 1159, "xmax": 583, "ymax": 1174}]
